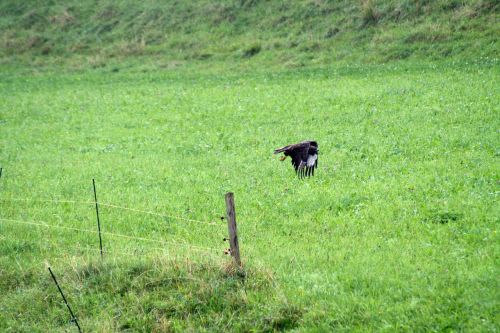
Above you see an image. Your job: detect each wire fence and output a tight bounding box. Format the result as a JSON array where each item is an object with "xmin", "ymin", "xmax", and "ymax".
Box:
[
  {"xmin": 97, "ymin": 202, "xmax": 221, "ymax": 227},
  {"xmin": 0, "ymin": 194, "xmax": 231, "ymax": 264},
  {"xmin": 50, "ymin": 243, "xmax": 225, "ymax": 264},
  {"xmin": 0, "ymin": 217, "xmax": 220, "ymax": 253},
  {"xmin": 0, "ymin": 196, "xmax": 334, "ymax": 240},
  {"xmin": 0, "ymin": 197, "xmax": 224, "ymax": 227}
]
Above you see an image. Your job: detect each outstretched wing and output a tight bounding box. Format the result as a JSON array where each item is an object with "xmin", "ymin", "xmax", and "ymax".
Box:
[
  {"xmin": 286, "ymin": 142, "xmax": 310, "ymax": 177},
  {"xmin": 274, "ymin": 142, "xmax": 306, "ymax": 154}
]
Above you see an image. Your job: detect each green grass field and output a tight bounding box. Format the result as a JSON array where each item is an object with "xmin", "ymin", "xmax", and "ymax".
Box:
[
  {"xmin": 1, "ymin": 60, "xmax": 498, "ymax": 331},
  {"xmin": 1, "ymin": 0, "xmax": 499, "ymax": 331}
]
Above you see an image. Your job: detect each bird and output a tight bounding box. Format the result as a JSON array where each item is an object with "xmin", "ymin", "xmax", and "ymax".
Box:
[{"xmin": 274, "ymin": 140, "xmax": 318, "ymax": 178}]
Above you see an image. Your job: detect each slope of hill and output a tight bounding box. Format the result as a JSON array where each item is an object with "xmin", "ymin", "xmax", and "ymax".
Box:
[{"xmin": 0, "ymin": 0, "xmax": 498, "ymax": 70}]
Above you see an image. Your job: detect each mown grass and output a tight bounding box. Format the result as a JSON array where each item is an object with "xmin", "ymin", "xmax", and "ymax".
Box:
[{"xmin": 0, "ymin": 59, "xmax": 498, "ymax": 331}]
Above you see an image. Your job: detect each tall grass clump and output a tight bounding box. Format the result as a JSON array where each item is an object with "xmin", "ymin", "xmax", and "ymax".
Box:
[{"xmin": 360, "ymin": 0, "xmax": 381, "ymax": 26}]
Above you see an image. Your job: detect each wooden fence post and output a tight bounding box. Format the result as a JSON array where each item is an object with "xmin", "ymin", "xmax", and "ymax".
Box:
[{"xmin": 225, "ymin": 192, "xmax": 241, "ymax": 266}]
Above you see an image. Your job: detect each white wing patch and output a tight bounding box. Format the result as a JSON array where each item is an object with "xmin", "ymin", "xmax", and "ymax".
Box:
[{"xmin": 307, "ymin": 154, "xmax": 317, "ymax": 167}]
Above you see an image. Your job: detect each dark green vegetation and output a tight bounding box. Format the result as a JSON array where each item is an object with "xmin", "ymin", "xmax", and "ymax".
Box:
[
  {"xmin": 1, "ymin": 0, "xmax": 499, "ymax": 332},
  {"xmin": 0, "ymin": 0, "xmax": 498, "ymax": 71}
]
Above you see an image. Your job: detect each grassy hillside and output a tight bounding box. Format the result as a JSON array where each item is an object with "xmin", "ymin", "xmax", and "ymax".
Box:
[{"xmin": 0, "ymin": 0, "xmax": 498, "ymax": 70}]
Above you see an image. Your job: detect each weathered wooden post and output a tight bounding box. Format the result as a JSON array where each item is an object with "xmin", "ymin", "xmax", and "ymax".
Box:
[{"xmin": 225, "ymin": 192, "xmax": 241, "ymax": 266}]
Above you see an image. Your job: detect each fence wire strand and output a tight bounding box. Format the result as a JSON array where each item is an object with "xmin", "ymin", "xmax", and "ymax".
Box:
[
  {"xmin": 0, "ymin": 197, "xmax": 223, "ymax": 227},
  {"xmin": 0, "ymin": 197, "xmax": 95, "ymax": 205},
  {"xmin": 98, "ymin": 202, "xmax": 222, "ymax": 227},
  {"xmin": 0, "ymin": 217, "xmax": 220, "ymax": 253},
  {"xmin": 78, "ymin": 245, "xmax": 224, "ymax": 262}
]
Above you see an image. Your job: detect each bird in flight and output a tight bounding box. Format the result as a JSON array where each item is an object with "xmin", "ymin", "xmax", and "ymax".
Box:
[{"xmin": 274, "ymin": 140, "xmax": 318, "ymax": 178}]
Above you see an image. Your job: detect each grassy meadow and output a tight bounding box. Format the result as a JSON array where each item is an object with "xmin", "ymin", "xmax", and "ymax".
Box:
[
  {"xmin": 1, "ymin": 60, "xmax": 498, "ymax": 331},
  {"xmin": 1, "ymin": 0, "xmax": 499, "ymax": 332}
]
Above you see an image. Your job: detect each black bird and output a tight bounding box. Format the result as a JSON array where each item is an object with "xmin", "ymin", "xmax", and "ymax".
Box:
[{"xmin": 274, "ymin": 140, "xmax": 318, "ymax": 178}]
